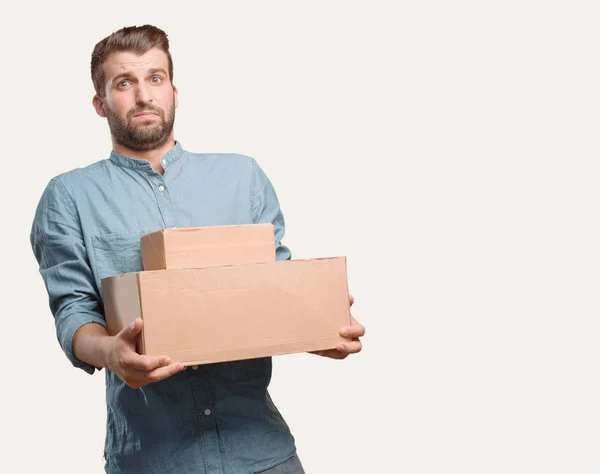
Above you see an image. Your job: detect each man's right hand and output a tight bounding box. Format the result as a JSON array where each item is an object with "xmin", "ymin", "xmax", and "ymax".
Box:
[{"xmin": 104, "ymin": 318, "xmax": 185, "ymax": 389}]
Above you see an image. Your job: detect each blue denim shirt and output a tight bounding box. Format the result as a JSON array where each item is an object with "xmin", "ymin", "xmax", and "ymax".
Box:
[{"xmin": 30, "ymin": 142, "xmax": 297, "ymax": 473}]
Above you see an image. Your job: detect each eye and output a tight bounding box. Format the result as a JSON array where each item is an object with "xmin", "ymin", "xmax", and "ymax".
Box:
[
  {"xmin": 150, "ymin": 76, "xmax": 162, "ymax": 83},
  {"xmin": 118, "ymin": 80, "xmax": 131, "ymax": 88}
]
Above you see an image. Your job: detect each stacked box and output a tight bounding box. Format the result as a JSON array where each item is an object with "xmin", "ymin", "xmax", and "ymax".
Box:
[{"xmin": 101, "ymin": 224, "xmax": 351, "ymax": 366}]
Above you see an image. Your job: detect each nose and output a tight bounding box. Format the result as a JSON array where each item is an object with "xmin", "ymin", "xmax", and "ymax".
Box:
[{"xmin": 135, "ymin": 82, "xmax": 153, "ymax": 105}]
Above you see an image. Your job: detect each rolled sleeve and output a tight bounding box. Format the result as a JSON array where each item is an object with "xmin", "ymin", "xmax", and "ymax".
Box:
[
  {"xmin": 250, "ymin": 158, "xmax": 292, "ymax": 262},
  {"xmin": 30, "ymin": 177, "xmax": 106, "ymax": 374}
]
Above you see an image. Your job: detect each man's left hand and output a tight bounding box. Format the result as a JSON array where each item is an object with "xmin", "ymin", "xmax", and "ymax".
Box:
[{"xmin": 312, "ymin": 294, "xmax": 365, "ymax": 360}]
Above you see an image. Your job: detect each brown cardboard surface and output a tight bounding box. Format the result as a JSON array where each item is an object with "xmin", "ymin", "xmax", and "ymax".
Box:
[
  {"xmin": 139, "ymin": 231, "xmax": 166, "ymax": 272},
  {"xmin": 102, "ymin": 257, "xmax": 351, "ymax": 365},
  {"xmin": 101, "ymin": 272, "xmax": 145, "ymax": 354},
  {"xmin": 140, "ymin": 224, "xmax": 276, "ymax": 271}
]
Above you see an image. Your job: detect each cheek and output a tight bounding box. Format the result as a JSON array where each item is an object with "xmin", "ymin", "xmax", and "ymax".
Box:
[
  {"xmin": 109, "ymin": 95, "xmax": 135, "ymax": 115},
  {"xmin": 158, "ymin": 89, "xmax": 176, "ymax": 107}
]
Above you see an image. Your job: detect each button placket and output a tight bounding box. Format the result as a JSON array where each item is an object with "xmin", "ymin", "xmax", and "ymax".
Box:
[
  {"xmin": 150, "ymin": 168, "xmax": 177, "ymax": 229},
  {"xmin": 146, "ymin": 170, "xmax": 176, "ymax": 229},
  {"xmin": 187, "ymin": 366, "xmax": 220, "ymax": 470}
]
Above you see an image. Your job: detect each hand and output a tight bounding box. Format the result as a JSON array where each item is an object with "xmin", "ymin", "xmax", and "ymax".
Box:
[
  {"xmin": 104, "ymin": 318, "xmax": 185, "ymax": 389},
  {"xmin": 312, "ymin": 294, "xmax": 365, "ymax": 360}
]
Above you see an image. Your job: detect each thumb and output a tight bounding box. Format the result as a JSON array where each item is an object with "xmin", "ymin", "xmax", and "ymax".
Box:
[{"xmin": 119, "ymin": 318, "xmax": 143, "ymax": 341}]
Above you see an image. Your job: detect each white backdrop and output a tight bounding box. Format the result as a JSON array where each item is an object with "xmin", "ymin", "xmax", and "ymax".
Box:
[{"xmin": 2, "ymin": 1, "xmax": 599, "ymax": 473}]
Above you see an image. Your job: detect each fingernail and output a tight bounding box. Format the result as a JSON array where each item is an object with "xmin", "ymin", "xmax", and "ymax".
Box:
[
  {"xmin": 341, "ymin": 329, "xmax": 349, "ymax": 337},
  {"xmin": 164, "ymin": 358, "xmax": 171, "ymax": 365},
  {"xmin": 338, "ymin": 344, "xmax": 346, "ymax": 351}
]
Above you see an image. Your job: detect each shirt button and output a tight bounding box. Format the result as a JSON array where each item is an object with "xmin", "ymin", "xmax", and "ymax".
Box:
[
  {"xmin": 204, "ymin": 409, "xmax": 212, "ymax": 416},
  {"xmin": 191, "ymin": 365, "xmax": 198, "ymax": 370},
  {"xmin": 158, "ymin": 185, "xmax": 165, "ymax": 192},
  {"xmin": 161, "ymin": 159, "xmax": 167, "ymax": 166}
]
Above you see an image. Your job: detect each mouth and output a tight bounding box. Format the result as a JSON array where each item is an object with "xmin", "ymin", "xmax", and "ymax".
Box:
[{"xmin": 132, "ymin": 111, "xmax": 159, "ymax": 118}]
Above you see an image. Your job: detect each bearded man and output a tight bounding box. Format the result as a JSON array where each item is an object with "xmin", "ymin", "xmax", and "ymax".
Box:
[{"xmin": 30, "ymin": 24, "xmax": 365, "ymax": 474}]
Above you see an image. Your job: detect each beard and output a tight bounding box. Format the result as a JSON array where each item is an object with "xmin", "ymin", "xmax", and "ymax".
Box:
[{"xmin": 105, "ymin": 101, "xmax": 176, "ymax": 152}]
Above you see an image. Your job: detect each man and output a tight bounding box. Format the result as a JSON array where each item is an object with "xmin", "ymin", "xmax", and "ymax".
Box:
[{"xmin": 30, "ymin": 25, "xmax": 365, "ymax": 474}]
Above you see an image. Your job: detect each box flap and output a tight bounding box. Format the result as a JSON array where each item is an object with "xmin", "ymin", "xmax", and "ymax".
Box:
[{"xmin": 101, "ymin": 272, "xmax": 145, "ymax": 354}]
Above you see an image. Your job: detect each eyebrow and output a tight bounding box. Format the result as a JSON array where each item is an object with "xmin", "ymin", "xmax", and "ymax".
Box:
[{"xmin": 112, "ymin": 68, "xmax": 168, "ymax": 82}]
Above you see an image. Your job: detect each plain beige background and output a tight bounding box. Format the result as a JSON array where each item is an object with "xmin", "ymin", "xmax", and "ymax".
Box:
[{"xmin": 3, "ymin": 1, "xmax": 599, "ymax": 472}]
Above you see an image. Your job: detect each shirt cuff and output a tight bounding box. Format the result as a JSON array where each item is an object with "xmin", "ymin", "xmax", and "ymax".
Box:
[{"xmin": 59, "ymin": 312, "xmax": 107, "ymax": 375}]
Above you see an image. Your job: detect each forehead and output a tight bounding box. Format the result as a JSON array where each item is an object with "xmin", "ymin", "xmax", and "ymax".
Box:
[{"xmin": 103, "ymin": 47, "xmax": 169, "ymax": 79}]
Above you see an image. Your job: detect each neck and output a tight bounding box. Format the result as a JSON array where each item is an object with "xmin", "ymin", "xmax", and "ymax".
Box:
[{"xmin": 111, "ymin": 135, "xmax": 175, "ymax": 175}]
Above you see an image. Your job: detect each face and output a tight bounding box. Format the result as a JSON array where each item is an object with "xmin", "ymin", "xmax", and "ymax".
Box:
[{"xmin": 93, "ymin": 47, "xmax": 178, "ymax": 152}]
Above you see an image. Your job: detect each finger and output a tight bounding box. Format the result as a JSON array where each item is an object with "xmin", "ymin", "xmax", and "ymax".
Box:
[
  {"xmin": 336, "ymin": 340, "xmax": 363, "ymax": 354},
  {"xmin": 324, "ymin": 349, "xmax": 349, "ymax": 360},
  {"xmin": 125, "ymin": 353, "xmax": 173, "ymax": 372},
  {"xmin": 143, "ymin": 362, "xmax": 185, "ymax": 384},
  {"xmin": 312, "ymin": 349, "xmax": 348, "ymax": 360},
  {"xmin": 119, "ymin": 318, "xmax": 143, "ymax": 342},
  {"xmin": 340, "ymin": 323, "xmax": 365, "ymax": 338}
]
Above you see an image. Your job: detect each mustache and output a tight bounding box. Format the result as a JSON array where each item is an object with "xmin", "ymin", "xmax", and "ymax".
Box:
[{"xmin": 127, "ymin": 106, "xmax": 164, "ymax": 119}]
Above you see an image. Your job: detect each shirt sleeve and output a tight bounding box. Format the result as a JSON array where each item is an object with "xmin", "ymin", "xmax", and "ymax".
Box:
[
  {"xmin": 250, "ymin": 158, "xmax": 292, "ymax": 261},
  {"xmin": 30, "ymin": 177, "xmax": 107, "ymax": 375}
]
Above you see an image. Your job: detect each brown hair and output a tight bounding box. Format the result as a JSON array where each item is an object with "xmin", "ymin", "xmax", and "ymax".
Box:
[{"xmin": 91, "ymin": 25, "xmax": 174, "ymax": 97}]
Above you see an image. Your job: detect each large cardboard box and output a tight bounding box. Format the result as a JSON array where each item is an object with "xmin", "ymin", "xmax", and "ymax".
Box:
[
  {"xmin": 102, "ymin": 257, "xmax": 352, "ymax": 365},
  {"xmin": 140, "ymin": 223, "xmax": 276, "ymax": 271}
]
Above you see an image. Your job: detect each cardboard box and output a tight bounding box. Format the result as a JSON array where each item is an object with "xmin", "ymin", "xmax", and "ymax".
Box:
[
  {"xmin": 140, "ymin": 224, "xmax": 276, "ymax": 271},
  {"xmin": 102, "ymin": 257, "xmax": 352, "ymax": 365}
]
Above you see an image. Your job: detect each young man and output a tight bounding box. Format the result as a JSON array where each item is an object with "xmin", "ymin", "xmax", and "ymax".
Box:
[{"xmin": 30, "ymin": 25, "xmax": 364, "ymax": 474}]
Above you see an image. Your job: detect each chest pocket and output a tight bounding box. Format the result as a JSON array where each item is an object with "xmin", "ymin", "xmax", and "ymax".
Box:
[{"xmin": 91, "ymin": 229, "xmax": 150, "ymax": 297}]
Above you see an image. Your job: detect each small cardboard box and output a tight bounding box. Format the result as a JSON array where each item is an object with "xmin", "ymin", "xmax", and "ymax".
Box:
[
  {"xmin": 140, "ymin": 224, "xmax": 276, "ymax": 271},
  {"xmin": 102, "ymin": 257, "xmax": 352, "ymax": 365}
]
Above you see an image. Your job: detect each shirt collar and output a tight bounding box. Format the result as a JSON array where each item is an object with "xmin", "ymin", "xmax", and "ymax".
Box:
[{"xmin": 109, "ymin": 141, "xmax": 185, "ymax": 171}]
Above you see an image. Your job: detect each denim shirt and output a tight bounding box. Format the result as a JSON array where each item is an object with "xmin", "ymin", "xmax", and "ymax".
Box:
[{"xmin": 30, "ymin": 142, "xmax": 297, "ymax": 474}]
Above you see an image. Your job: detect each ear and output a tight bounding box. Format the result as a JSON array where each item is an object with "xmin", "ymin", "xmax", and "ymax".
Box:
[
  {"xmin": 173, "ymin": 85, "xmax": 179, "ymax": 109},
  {"xmin": 92, "ymin": 95, "xmax": 107, "ymax": 118}
]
